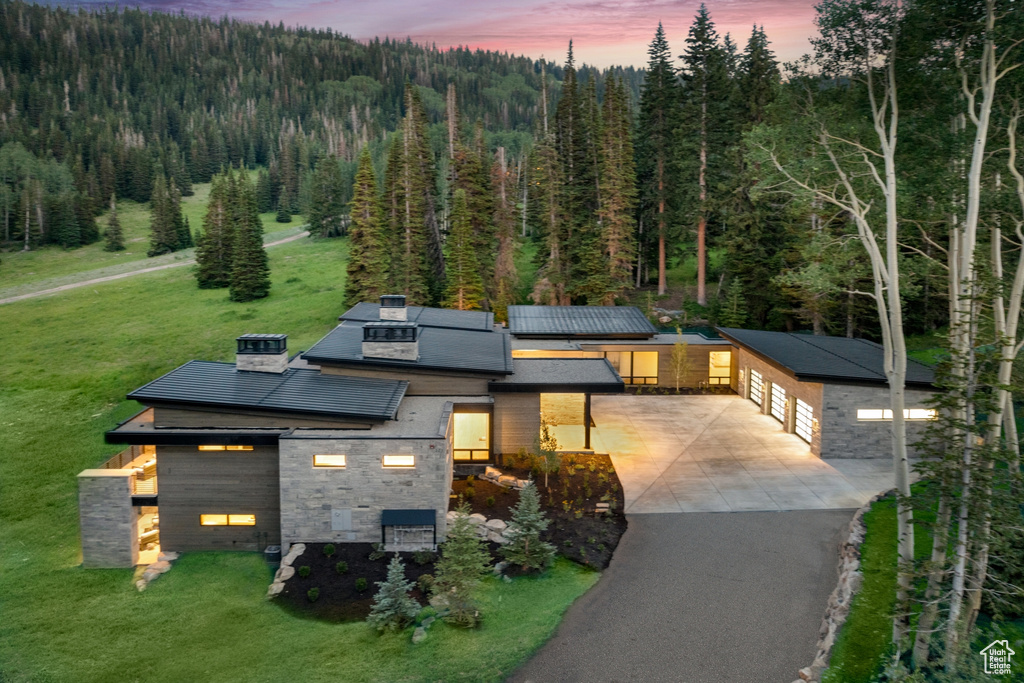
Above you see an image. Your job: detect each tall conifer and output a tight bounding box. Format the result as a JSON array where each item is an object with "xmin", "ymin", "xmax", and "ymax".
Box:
[
  {"xmin": 442, "ymin": 189, "xmax": 486, "ymax": 310},
  {"xmin": 345, "ymin": 149, "xmax": 390, "ymax": 308},
  {"xmin": 491, "ymin": 146, "xmax": 519, "ymax": 321},
  {"xmin": 103, "ymin": 194, "xmax": 125, "ymax": 252},
  {"xmin": 195, "ymin": 172, "xmax": 234, "ymax": 289},
  {"xmin": 229, "ymin": 173, "xmax": 270, "ymax": 302},
  {"xmin": 147, "ymin": 173, "xmax": 178, "ymax": 256},
  {"xmin": 598, "ymin": 77, "xmax": 638, "ymax": 303}
]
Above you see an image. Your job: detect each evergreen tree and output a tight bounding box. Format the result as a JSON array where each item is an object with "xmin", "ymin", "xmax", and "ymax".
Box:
[
  {"xmin": 451, "ymin": 125, "xmax": 495, "ymax": 292},
  {"xmin": 491, "ymin": 146, "xmax": 519, "ymax": 322},
  {"xmin": 528, "ymin": 128, "xmax": 567, "ymax": 304},
  {"xmin": 677, "ymin": 4, "xmax": 735, "ymax": 305},
  {"xmin": 308, "ymin": 156, "xmax": 347, "ymax": 238},
  {"xmin": 275, "ymin": 185, "xmax": 292, "ymax": 223},
  {"xmin": 194, "ymin": 172, "xmax": 235, "ymax": 289},
  {"xmin": 636, "ymin": 23, "xmax": 682, "ymax": 294},
  {"xmin": 738, "ymin": 25, "xmax": 779, "ymax": 126},
  {"xmin": 432, "ymin": 502, "xmax": 490, "ymax": 628},
  {"xmin": 597, "ymin": 77, "xmax": 638, "ymax": 303},
  {"xmin": 345, "ymin": 149, "xmax": 390, "ymax": 308},
  {"xmin": 367, "ymin": 555, "xmax": 420, "ymax": 633},
  {"xmin": 103, "ymin": 194, "xmax": 125, "ymax": 252},
  {"xmin": 147, "ymin": 173, "xmax": 178, "ymax": 256},
  {"xmin": 255, "ymin": 168, "xmax": 273, "ymax": 214},
  {"xmin": 501, "ymin": 482, "xmax": 556, "ymax": 572},
  {"xmin": 229, "ymin": 173, "xmax": 271, "ymax": 302},
  {"xmin": 170, "ymin": 179, "xmax": 192, "ymax": 249},
  {"xmin": 442, "ymin": 189, "xmax": 486, "ymax": 310}
]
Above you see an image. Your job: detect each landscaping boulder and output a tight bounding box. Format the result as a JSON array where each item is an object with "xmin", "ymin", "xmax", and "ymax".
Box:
[
  {"xmin": 498, "ymin": 475, "xmax": 517, "ymax": 488},
  {"xmin": 266, "ymin": 581, "xmax": 285, "ymax": 598},
  {"xmin": 412, "ymin": 627, "xmax": 427, "ymax": 644},
  {"xmin": 157, "ymin": 551, "xmax": 179, "ymax": 562},
  {"xmin": 148, "ymin": 560, "xmax": 172, "ymax": 574},
  {"xmin": 467, "ymin": 513, "xmax": 486, "ymax": 526},
  {"xmin": 274, "ymin": 565, "xmax": 295, "ymax": 582},
  {"xmin": 484, "ymin": 518, "xmax": 507, "ymax": 532},
  {"xmin": 281, "ymin": 543, "xmax": 305, "ymax": 566}
]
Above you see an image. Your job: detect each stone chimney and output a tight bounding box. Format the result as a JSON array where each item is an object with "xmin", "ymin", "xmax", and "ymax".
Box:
[
  {"xmin": 236, "ymin": 334, "xmax": 288, "ymax": 373},
  {"xmin": 379, "ymin": 294, "xmax": 408, "ymax": 321},
  {"xmin": 362, "ymin": 322, "xmax": 419, "ymax": 361}
]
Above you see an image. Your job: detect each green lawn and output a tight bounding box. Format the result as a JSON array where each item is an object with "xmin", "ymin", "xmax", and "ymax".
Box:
[
  {"xmin": 823, "ymin": 492, "xmax": 1023, "ymax": 682},
  {"xmin": 0, "ymin": 235, "xmax": 597, "ymax": 682},
  {"xmin": 0, "ymin": 179, "xmax": 305, "ymax": 298}
]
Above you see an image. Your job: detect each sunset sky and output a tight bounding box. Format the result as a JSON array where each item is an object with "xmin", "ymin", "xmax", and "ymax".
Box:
[{"xmin": 57, "ymin": 0, "xmax": 819, "ymax": 69}]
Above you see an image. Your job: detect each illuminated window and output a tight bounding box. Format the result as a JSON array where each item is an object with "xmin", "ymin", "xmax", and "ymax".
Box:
[
  {"xmin": 770, "ymin": 383, "xmax": 787, "ymax": 423},
  {"xmin": 200, "ymin": 514, "xmax": 256, "ymax": 526},
  {"xmin": 604, "ymin": 350, "xmax": 659, "ymax": 384},
  {"xmin": 313, "ymin": 454, "xmax": 347, "ymax": 468},
  {"xmin": 200, "ymin": 514, "xmax": 228, "ymax": 526},
  {"xmin": 453, "ymin": 412, "xmax": 491, "ymax": 461},
  {"xmin": 795, "ymin": 399, "xmax": 814, "ymax": 444},
  {"xmin": 382, "ymin": 454, "xmax": 415, "ymax": 468},
  {"xmin": 197, "ymin": 445, "xmax": 253, "ymax": 451},
  {"xmin": 857, "ymin": 409, "xmax": 937, "ymax": 421},
  {"xmin": 708, "ymin": 351, "xmax": 732, "ymax": 385},
  {"xmin": 749, "ymin": 369, "xmax": 764, "ymax": 406}
]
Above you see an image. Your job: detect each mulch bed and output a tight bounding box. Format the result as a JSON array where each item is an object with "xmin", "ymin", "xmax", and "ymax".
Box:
[{"xmin": 275, "ymin": 453, "xmax": 628, "ymax": 622}]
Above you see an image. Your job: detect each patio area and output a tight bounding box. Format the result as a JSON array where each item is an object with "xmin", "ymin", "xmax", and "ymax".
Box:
[{"xmin": 591, "ymin": 394, "xmax": 905, "ymax": 513}]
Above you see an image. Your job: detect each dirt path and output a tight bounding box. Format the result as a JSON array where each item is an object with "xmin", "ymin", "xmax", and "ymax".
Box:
[{"xmin": 0, "ymin": 230, "xmax": 309, "ymax": 306}]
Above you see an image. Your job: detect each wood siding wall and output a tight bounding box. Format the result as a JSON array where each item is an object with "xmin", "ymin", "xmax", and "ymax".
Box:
[
  {"xmin": 156, "ymin": 445, "xmax": 280, "ymax": 551},
  {"xmin": 493, "ymin": 393, "xmax": 541, "ymax": 456},
  {"xmin": 577, "ymin": 343, "xmax": 737, "ymax": 388}
]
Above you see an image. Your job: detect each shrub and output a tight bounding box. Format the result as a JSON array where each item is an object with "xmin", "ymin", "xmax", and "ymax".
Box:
[
  {"xmin": 335, "ymin": 561, "xmax": 348, "ymax": 575},
  {"xmin": 466, "ymin": 474, "xmax": 475, "ymax": 484},
  {"xmin": 298, "ymin": 565, "xmax": 311, "ymax": 578},
  {"xmin": 485, "ymin": 496, "xmax": 495, "ymax": 508},
  {"xmin": 307, "ymin": 587, "xmax": 319, "ymax": 602},
  {"xmin": 563, "ymin": 540, "xmax": 573, "ymax": 547},
  {"xmin": 417, "ymin": 574, "xmax": 434, "ymax": 593},
  {"xmin": 323, "ymin": 543, "xmax": 335, "ymax": 557},
  {"xmin": 355, "ymin": 577, "xmax": 368, "ymax": 592},
  {"xmin": 367, "ymin": 555, "xmax": 421, "ymax": 633},
  {"xmin": 413, "ymin": 549, "xmax": 436, "ymax": 565},
  {"xmin": 369, "ymin": 543, "xmax": 386, "ymax": 561},
  {"xmin": 464, "ymin": 486, "xmax": 475, "ymax": 499}
]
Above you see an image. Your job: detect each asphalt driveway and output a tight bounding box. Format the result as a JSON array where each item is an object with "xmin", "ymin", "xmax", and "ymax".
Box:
[{"xmin": 507, "ymin": 510, "xmax": 851, "ymax": 683}]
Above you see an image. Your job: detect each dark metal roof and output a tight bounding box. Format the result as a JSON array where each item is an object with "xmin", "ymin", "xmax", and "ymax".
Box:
[
  {"xmin": 341, "ymin": 302, "xmax": 494, "ymax": 331},
  {"xmin": 303, "ymin": 322, "xmax": 514, "ymax": 374},
  {"xmin": 490, "ymin": 358, "xmax": 625, "ymax": 393},
  {"xmin": 717, "ymin": 328, "xmax": 936, "ymax": 388},
  {"xmin": 127, "ymin": 361, "xmax": 408, "ymax": 420},
  {"xmin": 507, "ymin": 305, "xmax": 658, "ymax": 338},
  {"xmin": 381, "ymin": 509, "xmax": 436, "ymax": 526}
]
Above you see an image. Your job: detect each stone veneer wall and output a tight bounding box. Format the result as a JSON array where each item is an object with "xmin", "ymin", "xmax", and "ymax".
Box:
[
  {"xmin": 278, "ymin": 432, "xmax": 452, "ymax": 553},
  {"xmin": 819, "ymin": 384, "xmax": 936, "ymax": 459},
  {"xmin": 78, "ymin": 470, "xmax": 139, "ymax": 568},
  {"xmin": 236, "ymin": 351, "xmax": 288, "ymax": 373},
  {"xmin": 735, "ymin": 348, "xmax": 823, "ymax": 456}
]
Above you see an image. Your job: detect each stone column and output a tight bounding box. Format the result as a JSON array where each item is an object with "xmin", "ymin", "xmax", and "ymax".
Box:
[{"xmin": 78, "ymin": 470, "xmax": 139, "ymax": 568}]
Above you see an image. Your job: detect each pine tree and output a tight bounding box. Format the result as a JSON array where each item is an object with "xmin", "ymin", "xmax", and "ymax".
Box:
[
  {"xmin": 501, "ymin": 482, "xmax": 556, "ymax": 572},
  {"xmin": 367, "ymin": 555, "xmax": 420, "ymax": 633},
  {"xmin": 432, "ymin": 502, "xmax": 490, "ymax": 628},
  {"xmin": 345, "ymin": 149, "xmax": 390, "ymax": 308},
  {"xmin": 308, "ymin": 156, "xmax": 346, "ymax": 237},
  {"xmin": 491, "ymin": 146, "xmax": 518, "ymax": 322},
  {"xmin": 443, "ymin": 190, "xmax": 486, "ymax": 310},
  {"xmin": 275, "ymin": 185, "xmax": 292, "ymax": 223},
  {"xmin": 255, "ymin": 168, "xmax": 273, "ymax": 214},
  {"xmin": 637, "ymin": 23, "xmax": 682, "ymax": 294},
  {"xmin": 677, "ymin": 4, "xmax": 736, "ymax": 305},
  {"xmin": 229, "ymin": 173, "xmax": 271, "ymax": 302},
  {"xmin": 194, "ymin": 172, "xmax": 235, "ymax": 289},
  {"xmin": 170, "ymin": 179, "xmax": 192, "ymax": 249},
  {"xmin": 597, "ymin": 77, "xmax": 638, "ymax": 303},
  {"xmin": 103, "ymin": 194, "xmax": 125, "ymax": 252},
  {"xmin": 738, "ymin": 25, "xmax": 779, "ymax": 126},
  {"xmin": 147, "ymin": 173, "xmax": 178, "ymax": 256},
  {"xmin": 528, "ymin": 128, "xmax": 567, "ymax": 305}
]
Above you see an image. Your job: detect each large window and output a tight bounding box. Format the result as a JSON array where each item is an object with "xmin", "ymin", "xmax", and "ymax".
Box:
[
  {"xmin": 857, "ymin": 409, "xmax": 937, "ymax": 421},
  {"xmin": 200, "ymin": 514, "xmax": 256, "ymax": 526},
  {"xmin": 795, "ymin": 399, "xmax": 814, "ymax": 443},
  {"xmin": 604, "ymin": 351, "xmax": 659, "ymax": 384},
  {"xmin": 708, "ymin": 351, "xmax": 731, "ymax": 385},
  {"xmin": 197, "ymin": 445, "xmax": 253, "ymax": 451},
  {"xmin": 749, "ymin": 369, "xmax": 764, "ymax": 406},
  {"xmin": 313, "ymin": 454, "xmax": 347, "ymax": 468},
  {"xmin": 540, "ymin": 393, "xmax": 586, "ymax": 451},
  {"xmin": 453, "ymin": 411, "xmax": 491, "ymax": 461},
  {"xmin": 770, "ymin": 383, "xmax": 787, "ymax": 423}
]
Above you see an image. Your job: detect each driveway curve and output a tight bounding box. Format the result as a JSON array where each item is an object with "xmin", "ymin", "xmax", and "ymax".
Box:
[{"xmin": 508, "ymin": 510, "xmax": 852, "ymax": 683}]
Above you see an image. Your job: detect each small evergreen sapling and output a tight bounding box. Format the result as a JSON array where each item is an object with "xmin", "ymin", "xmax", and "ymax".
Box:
[
  {"xmin": 103, "ymin": 194, "xmax": 125, "ymax": 252},
  {"xmin": 501, "ymin": 482, "xmax": 556, "ymax": 572},
  {"xmin": 432, "ymin": 502, "xmax": 490, "ymax": 627},
  {"xmin": 367, "ymin": 555, "xmax": 420, "ymax": 633}
]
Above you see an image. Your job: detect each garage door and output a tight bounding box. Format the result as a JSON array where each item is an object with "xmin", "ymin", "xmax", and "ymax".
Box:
[
  {"xmin": 770, "ymin": 383, "xmax": 787, "ymax": 423},
  {"xmin": 749, "ymin": 370, "xmax": 764, "ymax": 406},
  {"xmin": 795, "ymin": 399, "xmax": 813, "ymax": 443}
]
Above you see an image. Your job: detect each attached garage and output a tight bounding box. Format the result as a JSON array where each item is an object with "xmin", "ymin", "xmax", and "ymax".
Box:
[{"xmin": 719, "ymin": 328, "xmax": 937, "ymax": 459}]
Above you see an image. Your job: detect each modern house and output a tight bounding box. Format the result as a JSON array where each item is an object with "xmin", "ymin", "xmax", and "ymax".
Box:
[{"xmin": 78, "ymin": 297, "xmax": 937, "ymax": 568}]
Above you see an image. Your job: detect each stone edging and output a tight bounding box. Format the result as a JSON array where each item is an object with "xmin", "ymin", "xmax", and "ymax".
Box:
[{"xmin": 793, "ymin": 491, "xmax": 887, "ymax": 683}]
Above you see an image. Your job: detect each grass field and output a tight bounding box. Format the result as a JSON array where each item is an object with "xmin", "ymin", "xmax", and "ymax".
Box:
[
  {"xmin": 0, "ymin": 180, "xmax": 305, "ymax": 297},
  {"xmin": 0, "ymin": 230, "xmax": 597, "ymax": 682}
]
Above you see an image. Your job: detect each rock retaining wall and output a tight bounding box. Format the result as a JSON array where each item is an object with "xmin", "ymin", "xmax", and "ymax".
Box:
[{"xmin": 792, "ymin": 492, "xmax": 882, "ymax": 683}]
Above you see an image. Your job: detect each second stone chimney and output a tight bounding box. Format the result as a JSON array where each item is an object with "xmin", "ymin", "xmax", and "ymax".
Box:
[
  {"xmin": 379, "ymin": 294, "xmax": 408, "ymax": 321},
  {"xmin": 236, "ymin": 334, "xmax": 288, "ymax": 373},
  {"xmin": 362, "ymin": 322, "xmax": 419, "ymax": 361}
]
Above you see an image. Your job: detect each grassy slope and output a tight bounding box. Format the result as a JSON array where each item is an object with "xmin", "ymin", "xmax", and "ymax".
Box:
[
  {"xmin": 0, "ymin": 235, "xmax": 597, "ymax": 682},
  {"xmin": 0, "ymin": 179, "xmax": 305, "ymax": 297}
]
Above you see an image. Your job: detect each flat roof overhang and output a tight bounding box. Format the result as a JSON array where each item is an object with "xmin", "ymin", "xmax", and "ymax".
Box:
[
  {"xmin": 381, "ymin": 509, "xmax": 436, "ymax": 526},
  {"xmin": 488, "ymin": 381, "xmax": 626, "ymax": 393}
]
